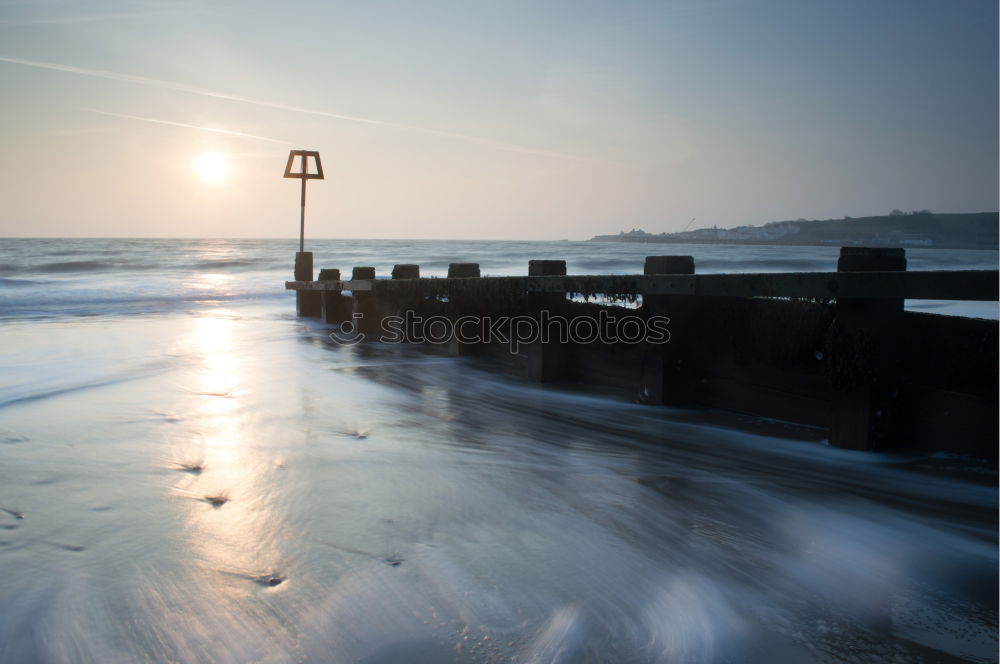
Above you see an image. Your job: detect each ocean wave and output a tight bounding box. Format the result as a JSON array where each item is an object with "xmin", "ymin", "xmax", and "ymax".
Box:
[
  {"xmin": 571, "ymin": 258, "xmax": 643, "ymax": 273},
  {"xmin": 0, "ymin": 289, "xmax": 288, "ymax": 321},
  {"xmin": 695, "ymin": 257, "xmax": 830, "ymax": 272},
  {"xmin": 36, "ymin": 260, "xmax": 123, "ymax": 274},
  {"xmin": 43, "ymin": 248, "xmax": 121, "ymax": 257},
  {"xmin": 190, "ymin": 259, "xmax": 266, "ymax": 270},
  {"xmin": 34, "ymin": 259, "xmax": 183, "ymax": 274},
  {"xmin": 0, "ymin": 278, "xmax": 42, "ymax": 287}
]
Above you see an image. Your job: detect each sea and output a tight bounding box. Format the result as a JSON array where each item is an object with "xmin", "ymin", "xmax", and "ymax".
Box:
[{"xmin": 0, "ymin": 238, "xmax": 996, "ymax": 664}]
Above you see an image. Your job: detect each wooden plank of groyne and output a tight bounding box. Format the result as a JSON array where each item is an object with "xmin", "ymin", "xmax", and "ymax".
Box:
[
  {"xmin": 286, "ymin": 270, "xmax": 998, "ymax": 301},
  {"xmin": 527, "ymin": 260, "xmax": 569, "ymax": 381},
  {"xmin": 691, "ymin": 270, "xmax": 998, "ymax": 301},
  {"xmin": 641, "ymin": 256, "xmax": 697, "ymax": 406},
  {"xmin": 828, "ymin": 248, "xmax": 906, "ymax": 451},
  {"xmin": 285, "ymin": 279, "xmax": 373, "ymax": 291}
]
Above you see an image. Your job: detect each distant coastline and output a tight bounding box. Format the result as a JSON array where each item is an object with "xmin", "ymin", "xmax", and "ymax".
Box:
[{"xmin": 589, "ymin": 211, "xmax": 999, "ymax": 250}]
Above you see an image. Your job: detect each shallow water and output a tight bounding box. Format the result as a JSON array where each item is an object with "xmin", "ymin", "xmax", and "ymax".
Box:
[{"xmin": 0, "ymin": 239, "xmax": 996, "ymax": 663}]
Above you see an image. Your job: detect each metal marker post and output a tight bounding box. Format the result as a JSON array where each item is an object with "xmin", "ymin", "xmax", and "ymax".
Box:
[
  {"xmin": 299, "ymin": 168, "xmax": 306, "ymax": 251},
  {"xmin": 283, "ymin": 150, "xmax": 325, "ymax": 252},
  {"xmin": 284, "ymin": 150, "xmax": 324, "ymax": 316}
]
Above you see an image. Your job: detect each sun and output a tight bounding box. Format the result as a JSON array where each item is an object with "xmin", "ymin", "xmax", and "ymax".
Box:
[{"xmin": 193, "ymin": 152, "xmax": 229, "ymax": 183}]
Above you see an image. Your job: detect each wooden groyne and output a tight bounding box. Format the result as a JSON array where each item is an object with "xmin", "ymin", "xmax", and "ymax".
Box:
[{"xmin": 286, "ymin": 247, "xmax": 999, "ymax": 457}]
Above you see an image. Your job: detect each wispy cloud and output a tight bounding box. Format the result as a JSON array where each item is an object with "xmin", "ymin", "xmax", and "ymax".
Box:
[
  {"xmin": 0, "ymin": 55, "xmax": 590, "ymax": 161},
  {"xmin": 0, "ymin": 9, "xmax": 185, "ymax": 26},
  {"xmin": 84, "ymin": 108, "xmax": 286, "ymax": 144}
]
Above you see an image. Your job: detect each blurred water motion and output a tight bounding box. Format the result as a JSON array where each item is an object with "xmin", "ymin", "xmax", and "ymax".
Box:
[{"xmin": 0, "ymin": 239, "xmax": 995, "ymax": 663}]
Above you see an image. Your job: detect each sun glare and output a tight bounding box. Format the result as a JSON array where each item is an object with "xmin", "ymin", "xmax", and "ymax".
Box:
[{"xmin": 193, "ymin": 152, "xmax": 229, "ymax": 183}]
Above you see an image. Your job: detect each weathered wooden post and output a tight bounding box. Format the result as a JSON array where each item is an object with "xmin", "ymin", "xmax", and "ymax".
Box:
[
  {"xmin": 448, "ymin": 263, "xmax": 481, "ymax": 278},
  {"xmin": 527, "ymin": 260, "xmax": 569, "ymax": 381},
  {"xmin": 640, "ymin": 256, "xmax": 695, "ymax": 405},
  {"xmin": 392, "ymin": 264, "xmax": 420, "ymax": 279},
  {"xmin": 294, "ymin": 252, "xmax": 321, "ymax": 317},
  {"xmin": 829, "ymin": 247, "xmax": 906, "ymax": 450},
  {"xmin": 390, "ymin": 264, "xmax": 421, "ymax": 343},
  {"xmin": 318, "ymin": 268, "xmax": 351, "ymax": 324},
  {"xmin": 445, "ymin": 263, "xmax": 481, "ymax": 355},
  {"xmin": 351, "ymin": 266, "xmax": 379, "ymax": 336}
]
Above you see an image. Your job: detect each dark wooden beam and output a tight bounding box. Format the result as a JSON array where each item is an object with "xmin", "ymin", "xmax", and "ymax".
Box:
[{"xmin": 285, "ymin": 270, "xmax": 998, "ymax": 301}]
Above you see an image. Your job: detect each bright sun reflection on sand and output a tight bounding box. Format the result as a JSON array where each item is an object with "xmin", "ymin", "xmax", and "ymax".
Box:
[{"xmin": 175, "ymin": 311, "xmax": 286, "ymax": 598}]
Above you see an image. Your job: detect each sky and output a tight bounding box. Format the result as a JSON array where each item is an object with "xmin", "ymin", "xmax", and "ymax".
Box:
[{"xmin": 0, "ymin": 0, "xmax": 996, "ymax": 240}]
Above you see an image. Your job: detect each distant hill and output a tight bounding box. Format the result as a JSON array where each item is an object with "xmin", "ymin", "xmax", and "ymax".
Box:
[{"xmin": 590, "ymin": 212, "xmax": 999, "ymax": 250}]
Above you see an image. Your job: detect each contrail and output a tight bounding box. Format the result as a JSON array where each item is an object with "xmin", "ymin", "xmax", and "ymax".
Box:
[
  {"xmin": 0, "ymin": 55, "xmax": 589, "ymax": 161},
  {"xmin": 0, "ymin": 10, "xmax": 184, "ymax": 26},
  {"xmin": 83, "ymin": 108, "xmax": 285, "ymax": 144}
]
